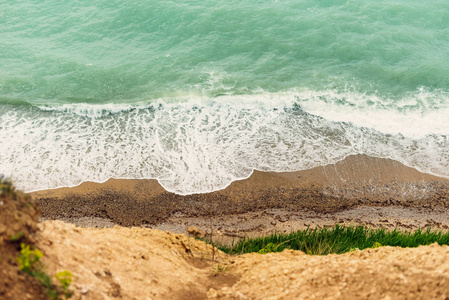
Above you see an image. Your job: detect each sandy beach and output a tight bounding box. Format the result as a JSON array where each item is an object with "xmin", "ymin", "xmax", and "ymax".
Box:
[{"xmin": 32, "ymin": 154, "xmax": 449, "ymax": 243}]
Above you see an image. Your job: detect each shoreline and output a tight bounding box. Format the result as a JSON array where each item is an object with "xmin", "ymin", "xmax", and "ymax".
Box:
[{"xmin": 31, "ymin": 154, "xmax": 449, "ymax": 242}]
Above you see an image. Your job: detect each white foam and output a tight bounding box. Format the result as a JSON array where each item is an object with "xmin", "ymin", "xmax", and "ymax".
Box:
[
  {"xmin": 1, "ymin": 89, "xmax": 449, "ymax": 194},
  {"xmin": 36, "ymin": 102, "xmax": 152, "ymax": 117},
  {"xmin": 35, "ymin": 88, "xmax": 449, "ymax": 138},
  {"xmin": 294, "ymin": 87, "xmax": 449, "ymax": 138}
]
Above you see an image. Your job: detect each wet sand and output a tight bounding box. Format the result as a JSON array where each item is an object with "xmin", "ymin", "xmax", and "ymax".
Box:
[{"xmin": 31, "ymin": 154, "xmax": 449, "ymax": 242}]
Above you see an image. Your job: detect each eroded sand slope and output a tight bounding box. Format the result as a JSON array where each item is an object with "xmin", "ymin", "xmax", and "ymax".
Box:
[{"xmin": 38, "ymin": 221, "xmax": 449, "ymax": 300}]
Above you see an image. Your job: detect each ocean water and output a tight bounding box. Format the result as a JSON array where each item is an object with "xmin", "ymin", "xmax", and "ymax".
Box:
[{"xmin": 1, "ymin": 0, "xmax": 449, "ymax": 194}]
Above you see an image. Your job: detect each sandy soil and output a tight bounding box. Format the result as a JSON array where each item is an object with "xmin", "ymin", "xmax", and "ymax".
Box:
[{"xmin": 36, "ymin": 220, "xmax": 449, "ymax": 300}]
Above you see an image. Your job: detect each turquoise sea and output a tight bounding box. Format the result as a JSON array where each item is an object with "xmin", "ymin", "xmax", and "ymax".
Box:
[{"xmin": 1, "ymin": 0, "xmax": 449, "ymax": 194}]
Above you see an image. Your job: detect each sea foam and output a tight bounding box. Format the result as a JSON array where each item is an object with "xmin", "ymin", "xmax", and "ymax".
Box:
[{"xmin": 1, "ymin": 90, "xmax": 449, "ymax": 194}]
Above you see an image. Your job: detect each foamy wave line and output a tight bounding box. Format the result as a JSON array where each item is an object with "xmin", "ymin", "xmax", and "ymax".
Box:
[
  {"xmin": 34, "ymin": 88, "xmax": 449, "ymax": 137},
  {"xmin": 37, "ymin": 102, "xmax": 152, "ymax": 117},
  {"xmin": 1, "ymin": 89, "xmax": 448, "ymax": 194},
  {"xmin": 34, "ymin": 93, "xmax": 294, "ymax": 116},
  {"xmin": 296, "ymin": 87, "xmax": 449, "ymax": 138}
]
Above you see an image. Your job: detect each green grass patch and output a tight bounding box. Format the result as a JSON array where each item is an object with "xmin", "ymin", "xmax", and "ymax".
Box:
[
  {"xmin": 17, "ymin": 243, "xmax": 73, "ymax": 299},
  {"xmin": 210, "ymin": 225, "xmax": 449, "ymax": 255}
]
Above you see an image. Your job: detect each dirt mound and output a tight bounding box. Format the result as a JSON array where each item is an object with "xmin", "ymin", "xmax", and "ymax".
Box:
[
  {"xmin": 0, "ymin": 181, "xmax": 46, "ymax": 300},
  {"xmin": 34, "ymin": 220, "xmax": 449, "ymax": 300},
  {"xmin": 213, "ymin": 244, "xmax": 449, "ymax": 299},
  {"xmin": 37, "ymin": 221, "xmax": 234, "ymax": 300}
]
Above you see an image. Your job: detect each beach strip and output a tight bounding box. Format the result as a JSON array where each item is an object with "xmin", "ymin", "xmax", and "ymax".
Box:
[{"xmin": 31, "ymin": 154, "xmax": 449, "ymax": 241}]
